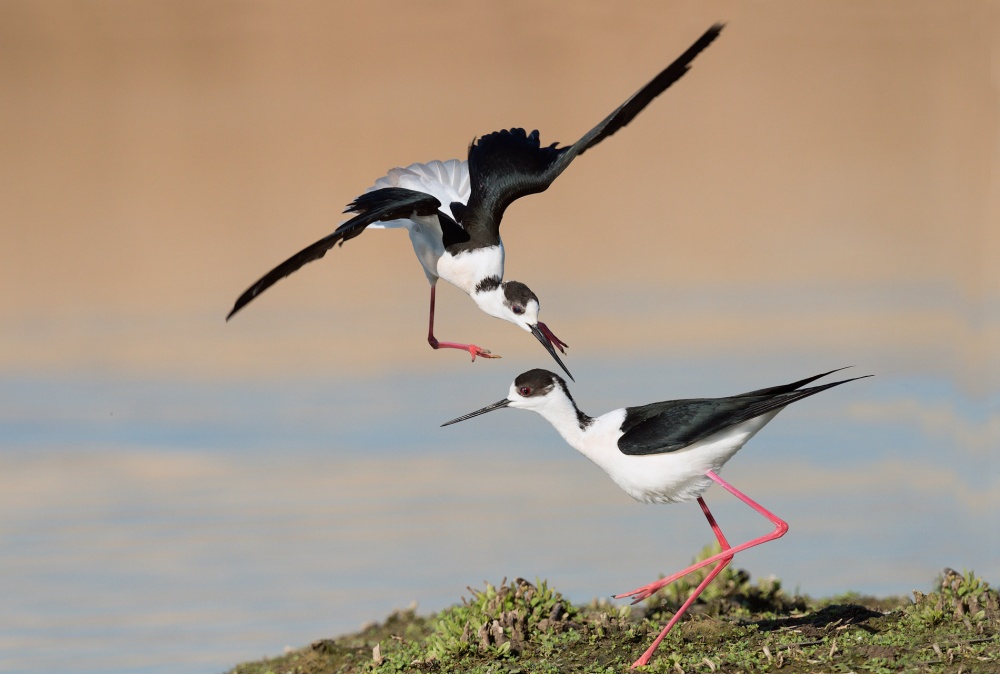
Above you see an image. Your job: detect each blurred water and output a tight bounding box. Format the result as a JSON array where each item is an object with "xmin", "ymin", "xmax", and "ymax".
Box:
[{"xmin": 1, "ymin": 359, "xmax": 995, "ymax": 674}]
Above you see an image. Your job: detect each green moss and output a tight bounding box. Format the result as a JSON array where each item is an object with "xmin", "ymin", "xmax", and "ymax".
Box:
[
  {"xmin": 907, "ymin": 567, "xmax": 999, "ymax": 631},
  {"xmin": 227, "ymin": 567, "xmax": 1000, "ymax": 674},
  {"xmin": 425, "ymin": 577, "xmax": 576, "ymax": 659}
]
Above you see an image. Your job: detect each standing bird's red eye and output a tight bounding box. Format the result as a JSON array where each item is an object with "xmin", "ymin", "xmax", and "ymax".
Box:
[
  {"xmin": 518, "ymin": 386, "xmax": 531, "ymax": 396},
  {"xmin": 512, "ymin": 305, "xmax": 524, "ymax": 315}
]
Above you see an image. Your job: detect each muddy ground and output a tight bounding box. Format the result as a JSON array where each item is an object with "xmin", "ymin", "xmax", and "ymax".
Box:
[{"xmin": 227, "ymin": 565, "xmax": 998, "ymax": 673}]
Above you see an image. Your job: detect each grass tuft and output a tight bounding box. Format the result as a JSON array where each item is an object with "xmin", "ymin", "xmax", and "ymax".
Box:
[
  {"xmin": 228, "ymin": 566, "xmax": 1000, "ymax": 674},
  {"xmin": 426, "ymin": 577, "xmax": 577, "ymax": 658}
]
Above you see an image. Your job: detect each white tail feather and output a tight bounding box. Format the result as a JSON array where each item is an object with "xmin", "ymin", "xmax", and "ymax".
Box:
[{"xmin": 366, "ymin": 159, "xmax": 470, "ymax": 229}]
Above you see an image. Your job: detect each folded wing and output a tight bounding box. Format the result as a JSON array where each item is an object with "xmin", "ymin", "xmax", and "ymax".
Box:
[{"xmin": 617, "ymin": 373, "xmax": 867, "ymax": 456}]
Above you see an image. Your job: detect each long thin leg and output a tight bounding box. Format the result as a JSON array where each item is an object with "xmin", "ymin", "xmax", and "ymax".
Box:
[
  {"xmin": 426, "ymin": 285, "xmax": 500, "ymax": 361},
  {"xmin": 616, "ymin": 469, "xmax": 788, "ymax": 604},
  {"xmin": 699, "ymin": 495, "xmax": 730, "ymax": 551},
  {"xmin": 630, "ymin": 496, "xmax": 733, "ymax": 668}
]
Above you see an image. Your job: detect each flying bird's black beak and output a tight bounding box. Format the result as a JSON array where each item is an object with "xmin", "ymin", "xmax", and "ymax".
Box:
[
  {"xmin": 441, "ymin": 398, "xmax": 510, "ymax": 427},
  {"xmin": 530, "ymin": 324, "xmax": 574, "ymax": 381}
]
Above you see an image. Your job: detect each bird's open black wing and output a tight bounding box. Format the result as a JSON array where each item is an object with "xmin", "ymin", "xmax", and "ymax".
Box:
[
  {"xmin": 226, "ymin": 187, "xmax": 441, "ymax": 320},
  {"xmin": 458, "ymin": 23, "xmax": 724, "ymax": 243},
  {"xmin": 617, "ymin": 374, "xmax": 866, "ymax": 456}
]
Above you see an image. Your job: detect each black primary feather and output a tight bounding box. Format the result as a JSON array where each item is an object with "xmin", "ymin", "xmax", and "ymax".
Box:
[
  {"xmin": 457, "ymin": 23, "xmax": 724, "ymax": 244},
  {"xmin": 617, "ymin": 371, "xmax": 870, "ymax": 456},
  {"xmin": 227, "ymin": 23, "xmax": 724, "ymax": 318},
  {"xmin": 227, "ymin": 187, "xmax": 441, "ymax": 320}
]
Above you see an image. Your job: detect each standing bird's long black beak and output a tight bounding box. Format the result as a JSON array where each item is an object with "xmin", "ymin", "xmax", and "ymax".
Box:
[
  {"xmin": 531, "ymin": 324, "xmax": 573, "ymax": 381},
  {"xmin": 441, "ymin": 398, "xmax": 510, "ymax": 427}
]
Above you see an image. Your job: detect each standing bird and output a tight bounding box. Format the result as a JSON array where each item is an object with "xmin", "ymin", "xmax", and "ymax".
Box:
[
  {"xmin": 442, "ymin": 367, "xmax": 868, "ymax": 668},
  {"xmin": 226, "ymin": 24, "xmax": 725, "ymax": 380}
]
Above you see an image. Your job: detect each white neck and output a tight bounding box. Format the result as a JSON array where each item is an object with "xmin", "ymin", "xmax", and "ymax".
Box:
[
  {"xmin": 526, "ymin": 390, "xmax": 590, "ymax": 450},
  {"xmin": 532, "ymin": 399, "xmax": 630, "ymax": 496},
  {"xmin": 471, "ymin": 286, "xmax": 509, "ymax": 321}
]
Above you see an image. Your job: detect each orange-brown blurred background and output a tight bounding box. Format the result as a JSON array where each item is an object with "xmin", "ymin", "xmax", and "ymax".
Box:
[
  {"xmin": 1, "ymin": 2, "xmax": 996, "ymax": 673},
  {"xmin": 2, "ymin": 0, "xmax": 994, "ymax": 381}
]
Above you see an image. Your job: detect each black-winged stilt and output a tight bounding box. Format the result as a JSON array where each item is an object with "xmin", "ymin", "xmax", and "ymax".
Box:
[
  {"xmin": 226, "ymin": 24, "xmax": 725, "ymax": 381},
  {"xmin": 442, "ymin": 367, "xmax": 868, "ymax": 668}
]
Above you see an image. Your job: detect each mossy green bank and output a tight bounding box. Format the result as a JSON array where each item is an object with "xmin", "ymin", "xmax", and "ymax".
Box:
[{"xmin": 228, "ymin": 553, "xmax": 998, "ymax": 674}]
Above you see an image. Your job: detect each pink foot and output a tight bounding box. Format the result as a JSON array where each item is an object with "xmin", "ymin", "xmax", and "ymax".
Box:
[
  {"xmin": 616, "ymin": 578, "xmax": 673, "ymax": 605},
  {"xmin": 465, "ymin": 344, "xmax": 500, "ymax": 362},
  {"xmin": 428, "ymin": 337, "xmax": 501, "ymax": 362}
]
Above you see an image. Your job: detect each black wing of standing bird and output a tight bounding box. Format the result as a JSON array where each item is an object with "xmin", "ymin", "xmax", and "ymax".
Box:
[
  {"xmin": 617, "ymin": 370, "xmax": 869, "ymax": 456},
  {"xmin": 227, "ymin": 187, "xmax": 446, "ymax": 320},
  {"xmin": 452, "ymin": 23, "xmax": 725, "ymax": 248}
]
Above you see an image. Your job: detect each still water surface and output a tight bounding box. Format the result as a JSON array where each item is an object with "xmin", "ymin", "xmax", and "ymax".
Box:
[{"xmin": 2, "ymin": 356, "xmax": 994, "ymax": 674}]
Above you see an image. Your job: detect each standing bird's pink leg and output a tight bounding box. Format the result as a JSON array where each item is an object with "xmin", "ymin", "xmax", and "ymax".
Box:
[
  {"xmin": 630, "ymin": 496, "xmax": 733, "ymax": 668},
  {"xmin": 616, "ymin": 470, "xmax": 787, "ymax": 604},
  {"xmin": 425, "ymin": 285, "xmax": 500, "ymax": 361}
]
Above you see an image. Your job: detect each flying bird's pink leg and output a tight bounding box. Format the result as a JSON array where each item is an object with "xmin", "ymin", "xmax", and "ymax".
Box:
[
  {"xmin": 630, "ymin": 496, "xmax": 733, "ymax": 668},
  {"xmin": 615, "ymin": 470, "xmax": 788, "ymax": 604},
  {"xmin": 426, "ymin": 285, "xmax": 500, "ymax": 361}
]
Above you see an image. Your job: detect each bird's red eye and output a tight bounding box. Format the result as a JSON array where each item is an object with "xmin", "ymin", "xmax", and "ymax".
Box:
[
  {"xmin": 512, "ymin": 306, "xmax": 524, "ymax": 315},
  {"xmin": 518, "ymin": 386, "xmax": 531, "ymax": 396}
]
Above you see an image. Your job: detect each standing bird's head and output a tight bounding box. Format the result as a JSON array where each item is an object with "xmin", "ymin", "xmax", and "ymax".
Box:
[{"xmin": 441, "ymin": 368, "xmax": 575, "ymax": 426}]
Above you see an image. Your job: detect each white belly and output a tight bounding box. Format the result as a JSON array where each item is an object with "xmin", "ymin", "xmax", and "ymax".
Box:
[
  {"xmin": 575, "ymin": 411, "xmax": 780, "ymax": 504},
  {"xmin": 407, "ymin": 215, "xmax": 446, "ymax": 284}
]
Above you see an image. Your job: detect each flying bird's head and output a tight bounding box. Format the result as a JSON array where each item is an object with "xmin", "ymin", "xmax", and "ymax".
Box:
[{"xmin": 473, "ymin": 279, "xmax": 572, "ymax": 380}]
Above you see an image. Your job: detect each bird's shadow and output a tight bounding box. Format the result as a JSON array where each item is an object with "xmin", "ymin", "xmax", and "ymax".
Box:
[
  {"xmin": 752, "ymin": 603, "xmax": 885, "ymax": 635},
  {"xmin": 753, "ymin": 604, "xmax": 885, "ymax": 634}
]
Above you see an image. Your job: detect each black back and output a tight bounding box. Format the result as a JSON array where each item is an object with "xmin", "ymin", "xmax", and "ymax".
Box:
[
  {"xmin": 617, "ymin": 370, "xmax": 867, "ymax": 456},
  {"xmin": 457, "ymin": 23, "xmax": 724, "ymax": 245}
]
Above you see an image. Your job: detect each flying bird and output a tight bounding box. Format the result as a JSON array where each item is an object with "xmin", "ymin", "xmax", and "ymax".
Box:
[
  {"xmin": 227, "ymin": 24, "xmax": 725, "ymax": 380},
  {"xmin": 442, "ymin": 367, "xmax": 868, "ymax": 668}
]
